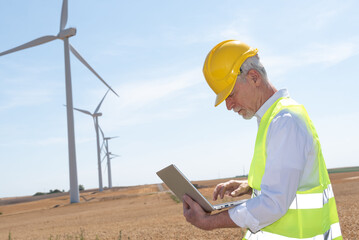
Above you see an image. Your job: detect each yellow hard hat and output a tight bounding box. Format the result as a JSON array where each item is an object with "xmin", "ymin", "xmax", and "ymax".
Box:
[{"xmin": 203, "ymin": 40, "xmax": 258, "ymax": 107}]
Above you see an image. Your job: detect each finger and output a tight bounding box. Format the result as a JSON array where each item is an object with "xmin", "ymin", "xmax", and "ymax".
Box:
[
  {"xmin": 182, "ymin": 195, "xmax": 191, "ymax": 215},
  {"xmin": 183, "ymin": 197, "xmax": 190, "ymax": 209},
  {"xmin": 216, "ymin": 185, "xmax": 226, "ymax": 200},
  {"xmin": 213, "ymin": 184, "xmax": 223, "ymax": 201},
  {"xmin": 183, "ymin": 194, "xmax": 194, "ymax": 207},
  {"xmin": 183, "ymin": 200, "xmax": 190, "ymax": 215},
  {"xmin": 220, "ymin": 186, "xmax": 226, "ymax": 199}
]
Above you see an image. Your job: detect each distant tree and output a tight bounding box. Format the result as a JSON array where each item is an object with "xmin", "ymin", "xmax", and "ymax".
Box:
[
  {"xmin": 79, "ymin": 184, "xmax": 85, "ymax": 191},
  {"xmin": 33, "ymin": 192, "xmax": 46, "ymax": 196},
  {"xmin": 49, "ymin": 189, "xmax": 62, "ymax": 194}
]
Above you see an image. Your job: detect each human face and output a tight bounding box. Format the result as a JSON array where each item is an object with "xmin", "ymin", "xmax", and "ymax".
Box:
[{"xmin": 225, "ymin": 75, "xmax": 256, "ymax": 120}]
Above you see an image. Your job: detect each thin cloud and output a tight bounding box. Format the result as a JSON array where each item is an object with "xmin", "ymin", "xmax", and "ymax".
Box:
[
  {"xmin": 35, "ymin": 137, "xmax": 67, "ymax": 146},
  {"xmin": 99, "ymin": 67, "xmax": 204, "ymax": 128},
  {"xmin": 314, "ymin": 9, "xmax": 339, "ymax": 29},
  {"xmin": 0, "ymin": 137, "xmax": 66, "ymax": 147},
  {"xmin": 264, "ymin": 37, "xmax": 359, "ymax": 79},
  {"xmin": 0, "ymin": 88, "xmax": 55, "ymax": 111},
  {"xmin": 100, "ymin": 16, "xmax": 254, "ymax": 57},
  {"xmin": 311, "ymin": 1, "xmax": 348, "ymax": 29},
  {"xmin": 115, "ymin": 68, "xmax": 202, "ymax": 110},
  {"xmin": 112, "ymin": 107, "xmax": 193, "ymax": 127},
  {"xmin": 301, "ymin": 41, "xmax": 359, "ymax": 66}
]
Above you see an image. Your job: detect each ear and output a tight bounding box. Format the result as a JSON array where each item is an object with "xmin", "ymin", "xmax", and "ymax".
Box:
[{"xmin": 247, "ymin": 69, "xmax": 262, "ymax": 87}]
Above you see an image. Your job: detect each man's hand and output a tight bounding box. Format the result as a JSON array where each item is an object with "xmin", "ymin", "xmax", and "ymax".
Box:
[
  {"xmin": 183, "ymin": 194, "xmax": 212, "ymax": 230},
  {"xmin": 213, "ymin": 180, "xmax": 251, "ymax": 201},
  {"xmin": 183, "ymin": 194, "xmax": 239, "ymax": 230}
]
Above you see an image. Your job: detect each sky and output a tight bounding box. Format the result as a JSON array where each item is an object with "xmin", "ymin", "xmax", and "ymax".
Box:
[{"xmin": 0, "ymin": 0, "xmax": 358, "ymax": 198}]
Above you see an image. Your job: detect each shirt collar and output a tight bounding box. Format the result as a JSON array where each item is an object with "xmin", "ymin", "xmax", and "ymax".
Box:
[{"xmin": 255, "ymin": 89, "xmax": 290, "ymax": 125}]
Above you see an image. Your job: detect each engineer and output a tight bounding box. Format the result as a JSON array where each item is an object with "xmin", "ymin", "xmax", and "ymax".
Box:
[{"xmin": 182, "ymin": 40, "xmax": 342, "ymax": 240}]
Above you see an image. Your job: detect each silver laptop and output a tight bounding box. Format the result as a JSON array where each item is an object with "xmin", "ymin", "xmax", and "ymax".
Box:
[{"xmin": 156, "ymin": 164, "xmax": 247, "ymax": 212}]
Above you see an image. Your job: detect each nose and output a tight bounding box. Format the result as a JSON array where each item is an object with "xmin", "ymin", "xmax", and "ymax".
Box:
[{"xmin": 225, "ymin": 97, "xmax": 233, "ymax": 111}]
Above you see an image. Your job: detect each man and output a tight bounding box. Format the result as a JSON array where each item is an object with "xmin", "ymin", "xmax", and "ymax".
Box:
[{"xmin": 182, "ymin": 40, "xmax": 342, "ymax": 239}]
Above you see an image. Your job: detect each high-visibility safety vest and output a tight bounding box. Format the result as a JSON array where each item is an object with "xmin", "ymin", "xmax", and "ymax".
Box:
[{"xmin": 244, "ymin": 97, "xmax": 342, "ymax": 240}]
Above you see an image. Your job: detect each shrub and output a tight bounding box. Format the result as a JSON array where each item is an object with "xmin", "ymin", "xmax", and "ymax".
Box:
[
  {"xmin": 33, "ymin": 192, "xmax": 46, "ymax": 196},
  {"xmin": 49, "ymin": 189, "xmax": 62, "ymax": 194},
  {"xmin": 168, "ymin": 193, "xmax": 180, "ymax": 203}
]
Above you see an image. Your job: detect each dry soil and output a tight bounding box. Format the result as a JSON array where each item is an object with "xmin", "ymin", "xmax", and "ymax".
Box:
[{"xmin": 0, "ymin": 172, "xmax": 358, "ymax": 240}]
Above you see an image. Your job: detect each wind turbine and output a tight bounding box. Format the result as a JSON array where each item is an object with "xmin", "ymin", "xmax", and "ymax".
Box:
[
  {"xmin": 99, "ymin": 126, "xmax": 119, "ymax": 189},
  {"xmin": 73, "ymin": 90, "xmax": 110, "ymax": 192},
  {"xmin": 102, "ymin": 151, "xmax": 120, "ymax": 189},
  {"xmin": 0, "ymin": 0, "xmax": 118, "ymax": 203}
]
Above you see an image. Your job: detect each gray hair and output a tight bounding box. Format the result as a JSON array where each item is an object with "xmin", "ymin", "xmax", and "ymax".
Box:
[{"xmin": 237, "ymin": 54, "xmax": 268, "ymax": 82}]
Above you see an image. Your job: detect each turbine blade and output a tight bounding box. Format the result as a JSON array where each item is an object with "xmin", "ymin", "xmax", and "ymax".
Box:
[
  {"xmin": 98, "ymin": 125, "xmax": 105, "ymax": 139},
  {"xmin": 60, "ymin": 0, "xmax": 68, "ymax": 31},
  {"xmin": 103, "ymin": 162, "xmax": 107, "ymax": 174},
  {"xmin": 110, "ymin": 155, "xmax": 120, "ymax": 160},
  {"xmin": 69, "ymin": 44, "xmax": 119, "ymax": 97},
  {"xmin": 0, "ymin": 35, "xmax": 58, "ymax": 57},
  {"xmin": 101, "ymin": 141, "xmax": 105, "ymax": 152},
  {"xmin": 73, "ymin": 107, "xmax": 93, "ymax": 116},
  {"xmin": 94, "ymin": 90, "xmax": 109, "ymax": 114},
  {"xmin": 109, "ymin": 136, "xmax": 119, "ymax": 140}
]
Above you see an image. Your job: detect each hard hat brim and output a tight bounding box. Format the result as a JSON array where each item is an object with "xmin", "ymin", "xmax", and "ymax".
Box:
[{"xmin": 214, "ymin": 78, "xmax": 236, "ymax": 107}]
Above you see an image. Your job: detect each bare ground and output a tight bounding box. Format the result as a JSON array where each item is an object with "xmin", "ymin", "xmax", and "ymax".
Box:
[{"xmin": 0, "ymin": 173, "xmax": 358, "ymax": 240}]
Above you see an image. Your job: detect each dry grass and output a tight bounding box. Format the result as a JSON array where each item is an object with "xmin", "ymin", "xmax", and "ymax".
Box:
[{"xmin": 0, "ymin": 173, "xmax": 358, "ymax": 240}]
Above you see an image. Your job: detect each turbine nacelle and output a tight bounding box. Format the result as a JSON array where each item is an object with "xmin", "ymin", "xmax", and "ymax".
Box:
[{"xmin": 57, "ymin": 27, "xmax": 77, "ymax": 39}]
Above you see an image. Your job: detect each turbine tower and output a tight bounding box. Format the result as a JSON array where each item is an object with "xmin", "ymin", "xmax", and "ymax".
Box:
[
  {"xmin": 99, "ymin": 127, "xmax": 119, "ymax": 189},
  {"xmin": 73, "ymin": 90, "xmax": 110, "ymax": 192},
  {"xmin": 0, "ymin": 0, "xmax": 118, "ymax": 203},
  {"xmin": 103, "ymin": 152, "xmax": 119, "ymax": 189}
]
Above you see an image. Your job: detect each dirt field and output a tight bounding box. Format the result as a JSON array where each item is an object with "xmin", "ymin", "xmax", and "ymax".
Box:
[{"xmin": 0, "ymin": 172, "xmax": 358, "ymax": 240}]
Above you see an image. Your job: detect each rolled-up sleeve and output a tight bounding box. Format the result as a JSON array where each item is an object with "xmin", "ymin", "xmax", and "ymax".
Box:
[{"xmin": 229, "ymin": 111, "xmax": 311, "ymax": 232}]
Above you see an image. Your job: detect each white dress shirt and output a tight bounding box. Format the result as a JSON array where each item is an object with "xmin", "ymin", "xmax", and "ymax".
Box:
[{"xmin": 228, "ymin": 89, "xmax": 319, "ymax": 233}]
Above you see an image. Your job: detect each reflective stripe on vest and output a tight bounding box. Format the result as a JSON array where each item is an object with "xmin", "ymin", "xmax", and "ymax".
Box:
[
  {"xmin": 252, "ymin": 184, "xmax": 335, "ymax": 210},
  {"xmin": 244, "ymin": 222, "xmax": 342, "ymax": 240}
]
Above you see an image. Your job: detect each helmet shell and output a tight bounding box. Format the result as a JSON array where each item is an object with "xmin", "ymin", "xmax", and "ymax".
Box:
[{"xmin": 203, "ymin": 40, "xmax": 258, "ymax": 107}]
